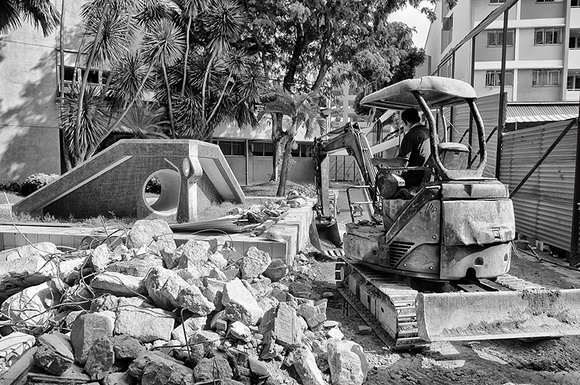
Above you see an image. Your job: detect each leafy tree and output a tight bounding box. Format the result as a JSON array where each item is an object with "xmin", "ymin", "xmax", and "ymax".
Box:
[
  {"xmin": 0, "ymin": 0, "xmax": 61, "ymax": 36},
  {"xmin": 244, "ymin": 0, "xmax": 439, "ymax": 195}
]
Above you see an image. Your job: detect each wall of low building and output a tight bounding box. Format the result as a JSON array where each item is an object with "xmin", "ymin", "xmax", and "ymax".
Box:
[{"xmin": 0, "ymin": 24, "xmax": 61, "ymax": 184}]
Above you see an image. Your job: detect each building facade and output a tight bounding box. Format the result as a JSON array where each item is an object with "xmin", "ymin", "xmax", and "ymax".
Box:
[{"xmin": 423, "ymin": 0, "xmax": 580, "ymax": 104}]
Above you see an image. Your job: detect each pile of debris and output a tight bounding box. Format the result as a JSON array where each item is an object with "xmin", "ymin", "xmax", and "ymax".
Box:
[{"xmin": 0, "ymin": 219, "xmax": 368, "ymax": 385}]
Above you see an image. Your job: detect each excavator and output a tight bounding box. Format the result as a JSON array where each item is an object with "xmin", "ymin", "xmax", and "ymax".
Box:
[{"xmin": 313, "ymin": 76, "xmax": 580, "ymax": 348}]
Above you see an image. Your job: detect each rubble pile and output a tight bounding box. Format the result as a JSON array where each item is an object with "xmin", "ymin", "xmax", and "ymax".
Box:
[{"xmin": 0, "ymin": 219, "xmax": 368, "ymax": 385}]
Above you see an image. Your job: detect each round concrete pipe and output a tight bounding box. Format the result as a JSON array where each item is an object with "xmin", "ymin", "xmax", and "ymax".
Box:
[{"xmin": 143, "ymin": 169, "xmax": 181, "ymax": 214}]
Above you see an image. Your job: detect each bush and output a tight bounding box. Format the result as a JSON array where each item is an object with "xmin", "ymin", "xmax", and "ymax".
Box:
[
  {"xmin": 0, "ymin": 181, "xmax": 22, "ymax": 194},
  {"xmin": 20, "ymin": 173, "xmax": 60, "ymax": 196},
  {"xmin": 145, "ymin": 177, "xmax": 161, "ymax": 194}
]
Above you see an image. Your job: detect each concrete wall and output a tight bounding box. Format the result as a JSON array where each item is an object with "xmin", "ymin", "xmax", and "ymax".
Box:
[
  {"xmin": 517, "ymin": 69, "xmax": 563, "ymax": 101},
  {"xmin": 0, "ymin": 22, "xmax": 61, "ymax": 184},
  {"xmin": 520, "ymin": 0, "xmax": 566, "ymax": 19}
]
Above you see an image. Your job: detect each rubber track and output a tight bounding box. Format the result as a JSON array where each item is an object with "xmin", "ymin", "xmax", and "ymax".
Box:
[{"xmin": 339, "ymin": 265, "xmax": 555, "ymax": 350}]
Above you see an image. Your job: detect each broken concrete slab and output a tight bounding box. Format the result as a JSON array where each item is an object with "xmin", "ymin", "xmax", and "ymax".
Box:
[
  {"xmin": 1, "ymin": 278, "xmax": 67, "ymax": 329},
  {"xmin": 105, "ymin": 257, "xmax": 163, "ymax": 277},
  {"xmin": 171, "ymin": 316, "xmax": 207, "ymax": 345},
  {"xmin": 327, "ymin": 339, "xmax": 369, "ymax": 385},
  {"xmin": 294, "ymin": 346, "xmax": 326, "ymax": 385},
  {"xmin": 111, "ymin": 335, "xmax": 146, "ymax": 360},
  {"xmin": 259, "ymin": 303, "xmax": 303, "ymax": 349},
  {"xmin": 114, "ymin": 305, "xmax": 175, "ymax": 342},
  {"xmin": 84, "ymin": 337, "xmax": 115, "ymax": 381},
  {"xmin": 70, "ymin": 311, "xmax": 115, "ymax": 365},
  {"xmin": 0, "ymin": 242, "xmax": 60, "ymax": 301},
  {"xmin": 263, "ymin": 259, "xmax": 289, "ymax": 282},
  {"xmin": 90, "ymin": 244, "xmax": 118, "ymax": 273},
  {"xmin": 33, "ymin": 332, "xmax": 74, "ymax": 375},
  {"xmin": 221, "ymin": 278, "xmax": 264, "ymax": 326},
  {"xmin": 229, "ymin": 321, "xmax": 252, "ymax": 341},
  {"xmin": 193, "ymin": 356, "xmax": 233, "ymax": 383},
  {"xmin": 0, "ymin": 332, "xmax": 35, "ymax": 374},
  {"xmin": 103, "ymin": 371, "xmax": 136, "ymax": 385},
  {"xmin": 170, "ymin": 240, "xmax": 211, "ymax": 270},
  {"xmin": 143, "ymin": 266, "xmax": 215, "ymax": 315},
  {"xmin": 128, "ymin": 220, "xmax": 177, "ymax": 255},
  {"xmin": 240, "ymin": 247, "xmax": 271, "ymax": 279},
  {"xmin": 128, "ymin": 351, "xmax": 195, "ymax": 385},
  {"xmin": 297, "ymin": 300, "xmax": 328, "ymax": 330},
  {"xmin": 90, "ymin": 271, "xmax": 147, "ymax": 296}
]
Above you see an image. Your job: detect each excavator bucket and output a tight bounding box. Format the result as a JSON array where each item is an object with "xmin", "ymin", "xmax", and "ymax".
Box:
[{"xmin": 416, "ymin": 288, "xmax": 580, "ymax": 342}]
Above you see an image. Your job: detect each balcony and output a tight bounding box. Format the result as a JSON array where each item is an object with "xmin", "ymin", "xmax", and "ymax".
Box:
[
  {"xmin": 569, "ymin": 50, "xmax": 580, "ymax": 70},
  {"xmin": 571, "ymin": 8, "xmax": 580, "ymax": 29},
  {"xmin": 565, "ymin": 90, "xmax": 580, "ymax": 102}
]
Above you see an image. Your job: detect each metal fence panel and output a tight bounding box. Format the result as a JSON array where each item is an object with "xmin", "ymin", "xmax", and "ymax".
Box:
[{"xmin": 500, "ymin": 120, "xmax": 577, "ymax": 251}]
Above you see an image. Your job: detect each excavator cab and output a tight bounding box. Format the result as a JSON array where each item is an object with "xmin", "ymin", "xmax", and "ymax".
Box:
[{"xmin": 314, "ymin": 76, "xmax": 580, "ymax": 346}]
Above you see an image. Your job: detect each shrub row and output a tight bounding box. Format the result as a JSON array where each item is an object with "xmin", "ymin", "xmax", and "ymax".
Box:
[{"xmin": 0, "ymin": 173, "xmax": 60, "ymax": 197}]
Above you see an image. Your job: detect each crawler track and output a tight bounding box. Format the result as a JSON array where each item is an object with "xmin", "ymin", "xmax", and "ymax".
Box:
[{"xmin": 338, "ymin": 262, "xmax": 570, "ymax": 349}]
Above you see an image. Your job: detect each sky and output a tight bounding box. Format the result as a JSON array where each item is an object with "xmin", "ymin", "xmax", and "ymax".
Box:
[{"xmin": 389, "ymin": 2, "xmax": 434, "ymax": 48}]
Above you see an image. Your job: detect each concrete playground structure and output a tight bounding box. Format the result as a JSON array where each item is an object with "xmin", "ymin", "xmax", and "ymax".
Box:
[{"xmin": 12, "ymin": 140, "xmax": 245, "ymax": 222}]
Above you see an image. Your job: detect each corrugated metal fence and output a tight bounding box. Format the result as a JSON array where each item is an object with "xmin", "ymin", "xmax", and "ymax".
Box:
[{"xmin": 500, "ymin": 120, "xmax": 577, "ymax": 253}]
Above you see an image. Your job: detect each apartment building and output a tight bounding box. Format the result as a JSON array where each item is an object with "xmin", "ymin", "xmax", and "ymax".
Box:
[{"xmin": 422, "ymin": 0, "xmax": 580, "ymax": 106}]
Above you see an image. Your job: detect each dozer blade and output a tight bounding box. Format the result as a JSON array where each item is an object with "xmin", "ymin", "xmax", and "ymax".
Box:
[{"xmin": 417, "ymin": 289, "xmax": 580, "ymax": 342}]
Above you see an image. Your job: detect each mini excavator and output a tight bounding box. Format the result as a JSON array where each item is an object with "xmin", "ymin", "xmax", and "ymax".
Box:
[{"xmin": 313, "ymin": 76, "xmax": 580, "ymax": 347}]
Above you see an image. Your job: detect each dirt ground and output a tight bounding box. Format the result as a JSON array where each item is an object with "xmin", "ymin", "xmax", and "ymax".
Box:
[{"xmin": 296, "ymin": 182, "xmax": 580, "ymax": 385}]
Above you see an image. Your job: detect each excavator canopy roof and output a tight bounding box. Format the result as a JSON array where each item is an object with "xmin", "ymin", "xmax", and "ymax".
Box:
[{"xmin": 360, "ymin": 76, "xmax": 477, "ymax": 110}]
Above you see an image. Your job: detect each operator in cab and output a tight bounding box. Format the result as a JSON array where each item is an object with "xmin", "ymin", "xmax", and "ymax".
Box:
[{"xmin": 397, "ymin": 108, "xmax": 431, "ymax": 189}]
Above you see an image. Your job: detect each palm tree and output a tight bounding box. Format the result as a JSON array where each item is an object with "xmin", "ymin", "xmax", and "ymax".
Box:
[{"xmin": 0, "ymin": 0, "xmax": 60, "ymax": 36}]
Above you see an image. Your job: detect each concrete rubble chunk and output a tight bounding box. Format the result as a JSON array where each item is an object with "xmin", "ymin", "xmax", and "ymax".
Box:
[
  {"xmin": 263, "ymin": 259, "xmax": 289, "ymax": 282},
  {"xmin": 90, "ymin": 271, "xmax": 146, "ymax": 296},
  {"xmin": 112, "ymin": 335, "xmax": 146, "ymax": 360},
  {"xmin": 259, "ymin": 303, "xmax": 303, "ymax": 349},
  {"xmin": 58, "ymin": 256, "xmax": 88, "ymax": 284},
  {"xmin": 70, "ymin": 311, "xmax": 115, "ymax": 365},
  {"xmin": 144, "ymin": 266, "xmax": 215, "ymax": 315},
  {"xmin": 240, "ymin": 247, "xmax": 271, "ymax": 279},
  {"xmin": 0, "ymin": 332, "xmax": 35, "ymax": 373},
  {"xmin": 115, "ymin": 305, "xmax": 175, "ymax": 342},
  {"xmin": 327, "ymin": 339, "xmax": 369, "ymax": 385},
  {"xmin": 103, "ymin": 371, "xmax": 136, "ymax": 385},
  {"xmin": 169, "ymin": 240, "xmax": 211, "ymax": 270},
  {"xmin": 294, "ymin": 346, "xmax": 327, "ymax": 385},
  {"xmin": 84, "ymin": 337, "xmax": 115, "ymax": 381},
  {"xmin": 106, "ymin": 257, "xmax": 163, "ymax": 277},
  {"xmin": 127, "ymin": 219, "xmax": 177, "ymax": 256},
  {"xmin": 248, "ymin": 356, "xmax": 270, "ymax": 380},
  {"xmin": 0, "ymin": 242, "xmax": 60, "ymax": 301},
  {"xmin": 128, "ymin": 351, "xmax": 194, "ymax": 385},
  {"xmin": 171, "ymin": 316, "xmax": 207, "ymax": 345},
  {"xmin": 193, "ymin": 356, "xmax": 233, "ymax": 382},
  {"xmin": 202, "ymin": 277, "xmax": 225, "ymax": 311},
  {"xmin": 297, "ymin": 300, "xmax": 328, "ymax": 329},
  {"xmin": 90, "ymin": 244, "xmax": 118, "ymax": 273},
  {"xmin": 289, "ymin": 281, "xmax": 314, "ymax": 299},
  {"xmin": 251, "ymin": 278, "xmax": 273, "ymax": 297},
  {"xmin": 222, "ymin": 278, "xmax": 264, "ymax": 326},
  {"xmin": 327, "ymin": 327, "xmax": 344, "ymax": 340},
  {"xmin": 189, "ymin": 330, "xmax": 221, "ymax": 347},
  {"xmin": 33, "ymin": 332, "xmax": 74, "ymax": 375},
  {"xmin": 1, "ymin": 278, "xmax": 67, "ymax": 329},
  {"xmin": 229, "ymin": 321, "xmax": 252, "ymax": 341}
]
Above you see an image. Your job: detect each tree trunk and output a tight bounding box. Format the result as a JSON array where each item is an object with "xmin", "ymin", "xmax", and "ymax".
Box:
[
  {"xmin": 162, "ymin": 58, "xmax": 176, "ymax": 138},
  {"xmin": 276, "ymin": 134, "xmax": 294, "ymax": 197},
  {"xmin": 269, "ymin": 113, "xmax": 284, "ymax": 182},
  {"xmin": 181, "ymin": 15, "xmax": 192, "ymax": 95}
]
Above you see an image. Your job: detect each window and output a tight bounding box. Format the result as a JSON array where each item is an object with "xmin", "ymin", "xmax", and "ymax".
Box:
[
  {"xmin": 251, "ymin": 142, "xmax": 274, "ymax": 156},
  {"xmin": 534, "ymin": 28, "xmax": 562, "ymax": 45},
  {"xmin": 215, "ymin": 140, "xmax": 245, "ymax": 156},
  {"xmin": 489, "ymin": 0, "xmax": 506, "ymax": 3},
  {"xmin": 532, "ymin": 70, "xmax": 561, "ymax": 86},
  {"xmin": 573, "ymin": 0, "xmax": 580, "ymax": 7},
  {"xmin": 570, "ymin": 36, "xmax": 580, "ymax": 49},
  {"xmin": 567, "ymin": 75, "xmax": 580, "ymax": 91},
  {"xmin": 485, "ymin": 70, "xmax": 514, "ymax": 86},
  {"xmin": 536, "ymin": 0, "xmax": 554, "ymax": 2},
  {"xmin": 487, "ymin": 30, "xmax": 515, "ymax": 46}
]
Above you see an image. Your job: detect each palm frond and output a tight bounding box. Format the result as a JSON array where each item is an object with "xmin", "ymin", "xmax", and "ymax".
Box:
[
  {"xmin": 107, "ymin": 52, "xmax": 154, "ymax": 109},
  {"xmin": 141, "ymin": 19, "xmax": 186, "ymax": 66},
  {"xmin": 201, "ymin": 0, "xmax": 246, "ymax": 54},
  {"xmin": 1, "ymin": 0, "xmax": 60, "ymax": 36}
]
